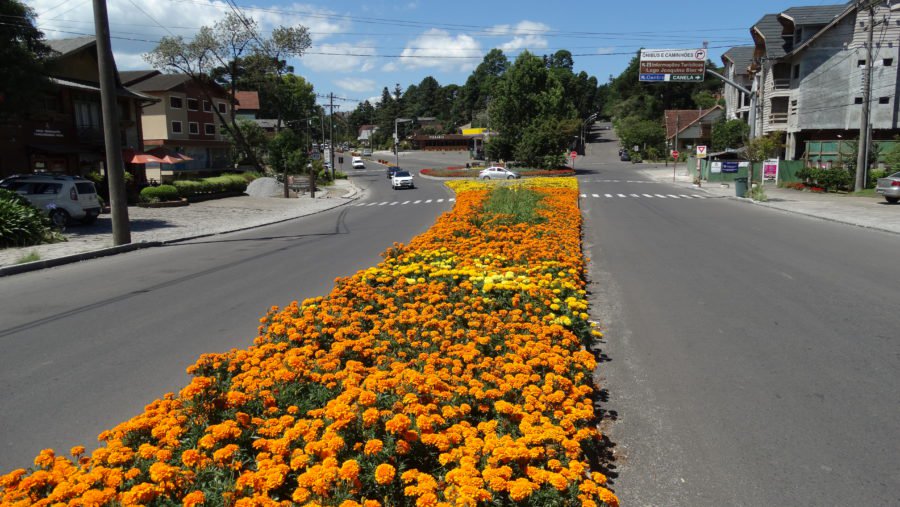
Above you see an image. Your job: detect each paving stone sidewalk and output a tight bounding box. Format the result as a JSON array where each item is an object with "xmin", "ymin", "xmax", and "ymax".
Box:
[
  {"xmin": 0, "ymin": 180, "xmax": 361, "ymax": 270},
  {"xmin": 638, "ymin": 164, "xmax": 900, "ymax": 235}
]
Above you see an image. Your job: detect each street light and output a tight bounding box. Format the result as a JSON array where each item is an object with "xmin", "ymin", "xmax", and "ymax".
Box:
[{"xmin": 394, "ymin": 117, "xmax": 413, "ymax": 167}]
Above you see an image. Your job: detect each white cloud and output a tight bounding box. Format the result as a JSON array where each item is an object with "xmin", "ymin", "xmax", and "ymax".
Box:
[
  {"xmin": 382, "ymin": 61, "xmax": 399, "ymax": 72},
  {"xmin": 113, "ymin": 52, "xmax": 150, "ymax": 70},
  {"xmin": 597, "ymin": 47, "xmax": 616, "ymax": 55},
  {"xmin": 334, "ymin": 77, "xmax": 377, "ymax": 93},
  {"xmin": 490, "ymin": 21, "xmax": 551, "ymax": 52},
  {"xmin": 366, "ymin": 95, "xmax": 381, "ymax": 105},
  {"xmin": 399, "ymin": 29, "xmax": 481, "ymax": 71},
  {"xmin": 303, "ymin": 42, "xmax": 376, "ymax": 73}
]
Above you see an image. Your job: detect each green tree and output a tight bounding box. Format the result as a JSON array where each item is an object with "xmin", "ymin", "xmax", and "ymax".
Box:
[
  {"xmin": 0, "ymin": 0, "xmax": 52, "ymax": 118},
  {"xmin": 882, "ymin": 143, "xmax": 900, "ymax": 171},
  {"xmin": 227, "ymin": 119, "xmax": 268, "ymax": 167},
  {"xmin": 745, "ymin": 132, "xmax": 784, "ymax": 194},
  {"xmin": 692, "ymin": 90, "xmax": 718, "ymax": 109},
  {"xmin": 515, "ymin": 117, "xmax": 568, "ymax": 168},
  {"xmin": 268, "ymin": 128, "xmax": 307, "ymax": 197},
  {"xmin": 614, "ymin": 116, "xmax": 665, "ymax": 157},
  {"xmin": 711, "ymin": 119, "xmax": 749, "ymax": 151}
]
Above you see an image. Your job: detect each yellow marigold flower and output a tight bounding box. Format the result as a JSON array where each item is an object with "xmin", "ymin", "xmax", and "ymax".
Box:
[
  {"xmin": 374, "ymin": 463, "xmax": 396, "ymax": 485},
  {"xmin": 70, "ymin": 445, "xmax": 86, "ymax": 457},
  {"xmin": 508, "ymin": 478, "xmax": 538, "ymax": 501},
  {"xmin": 339, "ymin": 460, "xmax": 360, "ymax": 481}
]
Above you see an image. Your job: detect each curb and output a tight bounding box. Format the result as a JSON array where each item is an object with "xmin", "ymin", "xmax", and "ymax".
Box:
[{"xmin": 0, "ymin": 181, "xmax": 364, "ymax": 277}]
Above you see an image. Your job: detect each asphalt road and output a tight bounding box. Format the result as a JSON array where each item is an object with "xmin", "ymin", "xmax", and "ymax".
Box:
[
  {"xmin": 582, "ymin": 124, "xmax": 900, "ymax": 505},
  {"xmin": 0, "ymin": 159, "xmax": 452, "ymax": 471}
]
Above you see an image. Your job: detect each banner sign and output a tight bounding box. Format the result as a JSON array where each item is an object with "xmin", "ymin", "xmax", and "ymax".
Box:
[
  {"xmin": 763, "ymin": 159, "xmax": 779, "ymax": 183},
  {"xmin": 639, "ymin": 49, "xmax": 707, "ymax": 82},
  {"xmin": 721, "ymin": 161, "xmax": 739, "ymax": 173}
]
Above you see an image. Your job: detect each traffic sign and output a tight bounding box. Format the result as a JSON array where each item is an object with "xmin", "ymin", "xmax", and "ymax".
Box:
[
  {"xmin": 696, "ymin": 145, "xmax": 707, "ymax": 158},
  {"xmin": 671, "ymin": 150, "xmax": 679, "ymax": 159},
  {"xmin": 639, "ymin": 48, "xmax": 707, "ymax": 83},
  {"xmin": 310, "ymin": 151, "xmax": 321, "ymax": 160},
  {"xmin": 570, "ymin": 151, "xmax": 577, "ymax": 159}
]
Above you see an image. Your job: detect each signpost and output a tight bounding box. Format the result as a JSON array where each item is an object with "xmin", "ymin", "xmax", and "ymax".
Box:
[
  {"xmin": 763, "ymin": 158, "xmax": 779, "ymax": 184},
  {"xmin": 570, "ymin": 150, "xmax": 577, "ymax": 170},
  {"xmin": 639, "ymin": 48, "xmax": 707, "ymax": 82},
  {"xmin": 696, "ymin": 145, "xmax": 707, "ymax": 159},
  {"xmin": 671, "ymin": 150, "xmax": 679, "ymax": 160}
]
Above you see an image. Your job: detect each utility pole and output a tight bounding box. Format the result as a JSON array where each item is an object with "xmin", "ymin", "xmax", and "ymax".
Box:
[
  {"xmin": 673, "ymin": 113, "xmax": 680, "ymax": 181},
  {"xmin": 92, "ymin": 0, "xmax": 129, "ymax": 245},
  {"xmin": 855, "ymin": 0, "xmax": 876, "ymax": 192},
  {"xmin": 329, "ymin": 93, "xmax": 336, "ymax": 180}
]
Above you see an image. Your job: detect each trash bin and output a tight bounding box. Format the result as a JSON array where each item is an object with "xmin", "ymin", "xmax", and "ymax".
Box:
[{"xmin": 734, "ymin": 177, "xmax": 749, "ymax": 197}]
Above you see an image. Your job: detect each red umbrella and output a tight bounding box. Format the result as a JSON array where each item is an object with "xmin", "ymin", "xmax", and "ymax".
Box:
[
  {"xmin": 146, "ymin": 148, "xmax": 193, "ymax": 164},
  {"xmin": 122, "ymin": 149, "xmax": 164, "ymax": 164}
]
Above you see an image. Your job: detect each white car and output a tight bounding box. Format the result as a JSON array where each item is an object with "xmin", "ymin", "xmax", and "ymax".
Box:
[
  {"xmin": 352, "ymin": 156, "xmax": 365, "ymax": 169},
  {"xmin": 391, "ymin": 170, "xmax": 415, "ymax": 190},
  {"xmin": 479, "ymin": 166, "xmax": 520, "ymax": 180},
  {"xmin": 0, "ymin": 174, "xmax": 101, "ymax": 227}
]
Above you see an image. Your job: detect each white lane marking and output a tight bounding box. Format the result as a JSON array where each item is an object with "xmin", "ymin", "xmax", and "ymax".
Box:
[
  {"xmin": 643, "ymin": 193, "xmax": 654, "ymax": 198},
  {"xmin": 379, "ymin": 202, "xmax": 389, "ymax": 206},
  {"xmin": 366, "ymin": 202, "xmax": 377, "ymax": 207},
  {"xmin": 580, "ymin": 194, "xmax": 587, "ymax": 198},
  {"xmin": 679, "ymin": 195, "xmax": 693, "ymax": 199},
  {"xmin": 389, "ymin": 201, "xmax": 398, "ymax": 206},
  {"xmin": 414, "ymin": 200, "xmax": 422, "ymax": 204},
  {"xmin": 425, "ymin": 199, "xmax": 433, "ymax": 203},
  {"xmin": 437, "ymin": 198, "xmax": 444, "ymax": 203},
  {"xmin": 449, "ymin": 198, "xmax": 455, "ymax": 202},
  {"xmin": 654, "ymin": 194, "xmax": 667, "ymax": 198},
  {"xmin": 667, "ymin": 194, "xmax": 680, "ymax": 199},
  {"xmin": 630, "ymin": 193, "xmax": 640, "ymax": 197},
  {"xmin": 592, "ymin": 193, "xmax": 600, "ymax": 198},
  {"xmin": 617, "ymin": 193, "xmax": 627, "ymax": 198},
  {"xmin": 604, "ymin": 193, "xmax": 613, "ymax": 198},
  {"xmin": 402, "ymin": 200, "xmax": 410, "ymax": 205},
  {"xmin": 692, "ymin": 194, "xmax": 706, "ymax": 199}
]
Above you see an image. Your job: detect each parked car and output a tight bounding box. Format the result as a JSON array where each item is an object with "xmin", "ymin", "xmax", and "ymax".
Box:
[
  {"xmin": 479, "ymin": 166, "xmax": 520, "ymax": 180},
  {"xmin": 391, "ymin": 170, "xmax": 415, "ymax": 190},
  {"xmin": 352, "ymin": 156, "xmax": 365, "ymax": 169},
  {"xmin": 875, "ymin": 171, "xmax": 900, "ymax": 203},
  {"xmin": 0, "ymin": 174, "xmax": 101, "ymax": 226},
  {"xmin": 386, "ymin": 166, "xmax": 402, "ymax": 179},
  {"xmin": 619, "ymin": 150, "xmax": 631, "ymax": 162},
  {"xmin": 362, "ymin": 148, "xmax": 373, "ymax": 156}
]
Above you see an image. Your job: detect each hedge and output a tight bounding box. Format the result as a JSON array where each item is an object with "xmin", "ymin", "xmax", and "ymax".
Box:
[
  {"xmin": 0, "ymin": 189, "xmax": 60, "ymax": 248},
  {"xmin": 139, "ymin": 185, "xmax": 180, "ymax": 203}
]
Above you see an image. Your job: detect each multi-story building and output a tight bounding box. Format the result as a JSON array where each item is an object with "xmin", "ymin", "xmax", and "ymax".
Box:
[
  {"xmin": 122, "ymin": 71, "xmax": 233, "ymax": 180},
  {"xmin": 721, "ymin": 46, "xmax": 755, "ymax": 123},
  {"xmin": 0, "ymin": 36, "xmax": 154, "ymax": 178},
  {"xmin": 734, "ymin": 2, "xmax": 900, "ymax": 160}
]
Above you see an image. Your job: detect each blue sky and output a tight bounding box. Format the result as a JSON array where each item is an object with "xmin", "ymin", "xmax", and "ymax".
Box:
[{"xmin": 27, "ymin": 0, "xmax": 839, "ymax": 106}]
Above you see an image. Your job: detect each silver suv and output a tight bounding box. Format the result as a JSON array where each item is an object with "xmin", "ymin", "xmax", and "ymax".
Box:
[{"xmin": 0, "ymin": 174, "xmax": 101, "ymax": 226}]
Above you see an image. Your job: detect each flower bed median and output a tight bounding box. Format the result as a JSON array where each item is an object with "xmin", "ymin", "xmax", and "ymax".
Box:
[{"xmin": 0, "ymin": 178, "xmax": 617, "ymax": 507}]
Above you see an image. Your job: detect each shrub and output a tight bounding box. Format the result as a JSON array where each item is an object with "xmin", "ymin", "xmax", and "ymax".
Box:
[
  {"xmin": 139, "ymin": 184, "xmax": 180, "ymax": 203},
  {"xmin": 0, "ymin": 191, "xmax": 61, "ymax": 248}
]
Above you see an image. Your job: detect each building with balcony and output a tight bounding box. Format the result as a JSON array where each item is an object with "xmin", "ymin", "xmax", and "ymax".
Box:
[
  {"xmin": 122, "ymin": 71, "xmax": 233, "ymax": 180},
  {"xmin": 0, "ymin": 36, "xmax": 154, "ymax": 178},
  {"xmin": 721, "ymin": 46, "xmax": 755, "ymax": 122},
  {"xmin": 745, "ymin": 2, "xmax": 900, "ymax": 160}
]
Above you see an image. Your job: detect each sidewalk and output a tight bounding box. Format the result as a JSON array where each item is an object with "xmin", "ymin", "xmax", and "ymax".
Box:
[
  {"xmin": 0, "ymin": 179, "xmax": 362, "ymax": 274},
  {"xmin": 638, "ymin": 164, "xmax": 900, "ymax": 235}
]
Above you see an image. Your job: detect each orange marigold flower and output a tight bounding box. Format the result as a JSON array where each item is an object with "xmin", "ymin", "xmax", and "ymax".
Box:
[
  {"xmin": 339, "ymin": 460, "xmax": 360, "ymax": 481},
  {"xmin": 364, "ymin": 439, "xmax": 384, "ymax": 455},
  {"xmin": 183, "ymin": 490, "xmax": 205, "ymax": 507},
  {"xmin": 374, "ymin": 464, "xmax": 396, "ymax": 485}
]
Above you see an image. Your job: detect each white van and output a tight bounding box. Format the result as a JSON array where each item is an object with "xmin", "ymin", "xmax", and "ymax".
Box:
[{"xmin": 351, "ymin": 156, "xmax": 365, "ymax": 169}]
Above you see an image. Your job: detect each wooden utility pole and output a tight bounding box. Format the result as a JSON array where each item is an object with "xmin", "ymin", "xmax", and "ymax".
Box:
[
  {"xmin": 92, "ymin": 0, "xmax": 130, "ymax": 244},
  {"xmin": 329, "ymin": 93, "xmax": 336, "ymax": 180},
  {"xmin": 855, "ymin": 0, "xmax": 876, "ymax": 192}
]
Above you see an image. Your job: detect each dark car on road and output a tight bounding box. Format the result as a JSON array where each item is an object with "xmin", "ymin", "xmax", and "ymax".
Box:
[{"xmin": 386, "ymin": 166, "xmax": 402, "ymax": 179}]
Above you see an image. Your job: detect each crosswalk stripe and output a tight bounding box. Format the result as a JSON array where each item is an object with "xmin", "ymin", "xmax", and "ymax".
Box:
[
  {"xmin": 692, "ymin": 195, "xmax": 706, "ymax": 199},
  {"xmin": 425, "ymin": 199, "xmax": 433, "ymax": 203},
  {"xmin": 617, "ymin": 193, "xmax": 627, "ymax": 198},
  {"xmin": 679, "ymin": 195, "xmax": 693, "ymax": 199},
  {"xmin": 389, "ymin": 202, "xmax": 398, "ymax": 205},
  {"xmin": 414, "ymin": 200, "xmax": 422, "ymax": 204},
  {"xmin": 592, "ymin": 193, "xmax": 600, "ymax": 198},
  {"xmin": 630, "ymin": 193, "xmax": 640, "ymax": 197},
  {"xmin": 379, "ymin": 202, "xmax": 388, "ymax": 206},
  {"xmin": 437, "ymin": 198, "xmax": 444, "ymax": 203},
  {"xmin": 604, "ymin": 193, "xmax": 613, "ymax": 198},
  {"xmin": 642, "ymin": 193, "xmax": 654, "ymax": 198},
  {"xmin": 667, "ymin": 194, "xmax": 680, "ymax": 199},
  {"xmin": 449, "ymin": 198, "xmax": 456, "ymax": 202},
  {"xmin": 580, "ymin": 194, "xmax": 587, "ymax": 198},
  {"xmin": 366, "ymin": 202, "xmax": 377, "ymax": 206},
  {"xmin": 654, "ymin": 194, "xmax": 667, "ymax": 198},
  {"xmin": 402, "ymin": 201, "xmax": 410, "ymax": 204}
]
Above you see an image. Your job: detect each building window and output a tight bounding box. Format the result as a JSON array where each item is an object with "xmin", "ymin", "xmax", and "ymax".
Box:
[
  {"xmin": 172, "ymin": 121, "xmax": 183, "ymax": 133},
  {"xmin": 792, "ymin": 65, "xmax": 800, "ymax": 79},
  {"xmin": 187, "ymin": 98, "xmax": 198, "ymax": 111},
  {"xmin": 884, "ymin": 58, "xmax": 894, "ymax": 67},
  {"xmin": 854, "ymin": 97, "xmax": 864, "ymax": 104},
  {"xmin": 203, "ymin": 100, "xmax": 211, "ymax": 112},
  {"xmin": 189, "ymin": 122, "xmax": 199, "ymax": 134},
  {"xmin": 879, "ymin": 96, "xmax": 890, "ymax": 104},
  {"xmin": 857, "ymin": 59, "xmax": 866, "ymax": 67},
  {"xmin": 205, "ymin": 123, "xmax": 216, "ymax": 135},
  {"xmin": 217, "ymin": 102, "xmax": 226, "ymax": 114},
  {"xmin": 169, "ymin": 96, "xmax": 183, "ymax": 109}
]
